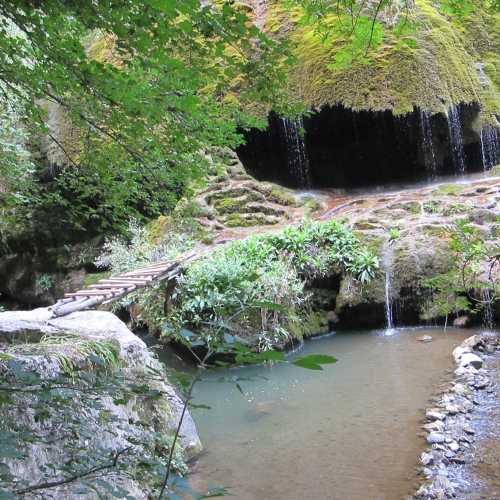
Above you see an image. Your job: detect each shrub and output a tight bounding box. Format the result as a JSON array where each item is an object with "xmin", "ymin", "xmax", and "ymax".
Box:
[{"xmin": 165, "ymin": 220, "xmax": 378, "ymax": 348}]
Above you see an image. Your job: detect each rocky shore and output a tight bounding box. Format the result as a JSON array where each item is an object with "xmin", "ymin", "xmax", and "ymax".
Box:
[{"xmin": 415, "ymin": 332, "xmax": 500, "ymax": 499}]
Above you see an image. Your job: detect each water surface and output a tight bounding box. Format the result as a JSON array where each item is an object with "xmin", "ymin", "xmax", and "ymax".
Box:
[{"xmin": 179, "ymin": 327, "xmax": 475, "ymax": 500}]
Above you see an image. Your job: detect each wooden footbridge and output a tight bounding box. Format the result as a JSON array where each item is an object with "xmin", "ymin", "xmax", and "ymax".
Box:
[{"xmin": 50, "ymin": 251, "xmax": 200, "ymax": 317}]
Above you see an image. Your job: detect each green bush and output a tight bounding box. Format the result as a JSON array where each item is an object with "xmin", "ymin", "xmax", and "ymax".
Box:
[{"xmin": 165, "ymin": 220, "xmax": 378, "ymax": 348}]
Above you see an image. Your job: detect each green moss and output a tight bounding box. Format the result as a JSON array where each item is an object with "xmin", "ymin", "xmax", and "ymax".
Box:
[
  {"xmin": 302, "ymin": 196, "xmax": 322, "ymax": 214},
  {"xmin": 423, "ymin": 200, "xmax": 442, "ymax": 214},
  {"xmin": 490, "ymin": 164, "xmax": 500, "ymax": 176},
  {"xmin": 421, "ymin": 224, "xmax": 449, "ymax": 238},
  {"xmin": 490, "ymin": 224, "xmax": 500, "ymax": 238},
  {"xmin": 353, "ymin": 221, "xmax": 381, "ymax": 231},
  {"xmin": 224, "ymin": 213, "xmax": 278, "ymax": 227},
  {"xmin": 213, "ymin": 197, "xmax": 242, "ymax": 214},
  {"xmin": 267, "ymin": 187, "xmax": 300, "ymax": 207},
  {"xmin": 290, "ymin": 310, "xmax": 330, "ymax": 340},
  {"xmin": 442, "ymin": 202, "xmax": 472, "ymax": 216},
  {"xmin": 83, "ymin": 271, "xmax": 111, "ymax": 287},
  {"xmin": 146, "ymin": 215, "xmax": 170, "ymax": 243},
  {"xmin": 433, "ymin": 183, "xmax": 465, "ymax": 196},
  {"xmin": 388, "ymin": 201, "xmax": 421, "ymax": 214},
  {"xmin": 207, "ymin": 187, "xmax": 264, "ymax": 204},
  {"xmin": 264, "ymin": 0, "xmax": 499, "ymax": 116}
]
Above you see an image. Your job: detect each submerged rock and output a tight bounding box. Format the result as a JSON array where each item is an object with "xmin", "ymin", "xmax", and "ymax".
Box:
[{"xmin": 417, "ymin": 335, "xmax": 433, "ymax": 342}]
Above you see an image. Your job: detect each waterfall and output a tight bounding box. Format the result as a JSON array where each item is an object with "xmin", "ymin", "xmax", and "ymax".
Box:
[
  {"xmin": 419, "ymin": 110, "xmax": 437, "ymax": 177},
  {"xmin": 481, "ymin": 289, "xmax": 495, "ymax": 330},
  {"xmin": 447, "ymin": 106, "xmax": 465, "ymax": 173},
  {"xmin": 480, "ymin": 126, "xmax": 500, "ymax": 171},
  {"xmin": 281, "ymin": 117, "xmax": 311, "ymax": 187},
  {"xmin": 385, "ymin": 271, "xmax": 394, "ymax": 331},
  {"xmin": 382, "ymin": 244, "xmax": 395, "ymax": 333}
]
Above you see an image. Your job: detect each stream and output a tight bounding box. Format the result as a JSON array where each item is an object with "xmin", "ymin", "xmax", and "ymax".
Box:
[{"xmin": 157, "ymin": 327, "xmax": 483, "ymax": 499}]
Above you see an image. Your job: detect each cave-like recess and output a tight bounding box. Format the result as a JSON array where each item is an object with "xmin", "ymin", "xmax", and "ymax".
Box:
[{"xmin": 237, "ymin": 103, "xmax": 497, "ymax": 189}]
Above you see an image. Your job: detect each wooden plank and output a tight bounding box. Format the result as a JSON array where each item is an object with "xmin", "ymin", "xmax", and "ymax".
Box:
[
  {"xmin": 97, "ymin": 279, "xmax": 151, "ymax": 285},
  {"xmin": 88, "ymin": 284, "xmax": 124, "ymax": 289},
  {"xmin": 102, "ymin": 285, "xmax": 137, "ymax": 304},
  {"xmin": 101, "ymin": 276, "xmax": 154, "ymax": 282},
  {"xmin": 125, "ymin": 263, "xmax": 172, "ymax": 272},
  {"xmin": 127, "ymin": 263, "xmax": 171, "ymax": 271},
  {"xmin": 53, "ymin": 251, "xmax": 201, "ymax": 316},
  {"xmin": 65, "ymin": 291, "xmax": 114, "ymax": 297},
  {"xmin": 88, "ymin": 283, "xmax": 138, "ymax": 289}
]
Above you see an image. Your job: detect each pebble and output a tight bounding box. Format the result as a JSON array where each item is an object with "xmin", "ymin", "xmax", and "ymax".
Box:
[
  {"xmin": 417, "ymin": 335, "xmax": 433, "ymax": 342},
  {"xmin": 452, "ymin": 383, "xmax": 468, "ymax": 395},
  {"xmin": 445, "ymin": 404, "xmax": 460, "ymax": 415},
  {"xmin": 421, "ymin": 451, "xmax": 434, "ymax": 466},
  {"xmin": 414, "ymin": 335, "xmax": 496, "ymax": 499},
  {"xmin": 427, "ymin": 432, "xmax": 446, "ymax": 444},
  {"xmin": 473, "ymin": 378, "xmax": 488, "ymax": 389},
  {"xmin": 426, "ymin": 410, "xmax": 446, "ymax": 421},
  {"xmin": 424, "ymin": 421, "xmax": 444, "ymax": 432}
]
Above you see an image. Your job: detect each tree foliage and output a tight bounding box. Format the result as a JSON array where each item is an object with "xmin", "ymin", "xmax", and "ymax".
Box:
[{"xmin": 0, "ymin": 0, "xmax": 290, "ymax": 242}]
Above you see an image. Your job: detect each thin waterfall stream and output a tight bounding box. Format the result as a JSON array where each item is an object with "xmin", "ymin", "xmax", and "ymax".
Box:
[
  {"xmin": 420, "ymin": 110, "xmax": 437, "ymax": 177},
  {"xmin": 447, "ymin": 106, "xmax": 466, "ymax": 174},
  {"xmin": 480, "ymin": 126, "xmax": 500, "ymax": 171},
  {"xmin": 383, "ymin": 242, "xmax": 395, "ymax": 333},
  {"xmin": 280, "ymin": 117, "xmax": 311, "ymax": 187},
  {"xmin": 482, "ymin": 289, "xmax": 496, "ymax": 330}
]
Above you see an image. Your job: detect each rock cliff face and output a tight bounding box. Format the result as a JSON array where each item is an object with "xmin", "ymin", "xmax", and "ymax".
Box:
[
  {"xmin": 329, "ymin": 177, "xmax": 500, "ymax": 327},
  {"xmin": 0, "ymin": 309, "xmax": 201, "ymax": 498}
]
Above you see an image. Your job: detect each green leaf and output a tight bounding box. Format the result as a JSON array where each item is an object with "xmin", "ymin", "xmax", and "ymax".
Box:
[
  {"xmin": 252, "ymin": 301, "xmax": 287, "ymax": 312},
  {"xmin": 196, "ymin": 486, "xmax": 229, "ymax": 498},
  {"xmin": 292, "ymin": 354, "xmax": 338, "ymax": 371}
]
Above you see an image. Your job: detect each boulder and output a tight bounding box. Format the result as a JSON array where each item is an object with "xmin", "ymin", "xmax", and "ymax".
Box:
[
  {"xmin": 0, "ymin": 308, "xmax": 202, "ymax": 496},
  {"xmin": 458, "ymin": 353, "xmax": 483, "ymax": 370}
]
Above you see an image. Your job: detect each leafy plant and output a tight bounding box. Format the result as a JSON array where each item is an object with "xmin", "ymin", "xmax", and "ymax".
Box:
[
  {"xmin": 422, "ymin": 221, "xmax": 499, "ymax": 326},
  {"xmin": 164, "ymin": 220, "xmax": 378, "ymax": 346},
  {"xmin": 35, "ymin": 274, "xmax": 54, "ymax": 292},
  {"xmin": 388, "ymin": 227, "xmax": 400, "ymax": 244}
]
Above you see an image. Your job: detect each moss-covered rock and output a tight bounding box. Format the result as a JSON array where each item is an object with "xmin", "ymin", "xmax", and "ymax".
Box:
[{"xmin": 264, "ymin": 0, "xmax": 500, "ymax": 118}]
